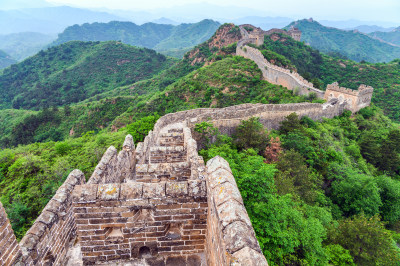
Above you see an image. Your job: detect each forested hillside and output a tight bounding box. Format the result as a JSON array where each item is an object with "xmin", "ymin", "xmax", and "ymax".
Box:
[
  {"xmin": 0, "ymin": 49, "xmax": 16, "ymax": 69},
  {"xmin": 287, "ymin": 19, "xmax": 400, "ymax": 63},
  {"xmin": 51, "ymin": 20, "xmax": 221, "ymax": 58},
  {"xmin": 256, "ymin": 32, "xmax": 400, "ymax": 121},
  {"xmin": 0, "ymin": 41, "xmax": 175, "ymax": 110},
  {"xmin": 369, "ymin": 27, "xmax": 400, "ymax": 46}
]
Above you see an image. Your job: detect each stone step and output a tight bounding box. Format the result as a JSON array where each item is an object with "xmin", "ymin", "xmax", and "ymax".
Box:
[
  {"xmin": 168, "ymin": 128, "xmax": 183, "ymax": 133},
  {"xmin": 150, "ymin": 146, "xmax": 186, "ymax": 163},
  {"xmin": 159, "ymin": 132, "xmax": 184, "ymax": 147},
  {"xmin": 135, "ymin": 162, "xmax": 191, "ymax": 182}
]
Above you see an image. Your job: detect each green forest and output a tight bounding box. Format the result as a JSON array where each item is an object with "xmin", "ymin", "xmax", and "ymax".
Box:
[
  {"xmin": 51, "ymin": 19, "xmax": 221, "ymax": 58},
  {"xmin": 287, "ymin": 19, "xmax": 400, "ymax": 63},
  {"xmin": 0, "ymin": 22, "xmax": 400, "ymax": 265},
  {"xmin": 197, "ymin": 105, "xmax": 400, "ymax": 265}
]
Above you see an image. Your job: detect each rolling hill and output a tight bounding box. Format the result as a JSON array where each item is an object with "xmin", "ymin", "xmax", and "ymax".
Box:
[
  {"xmin": 369, "ymin": 27, "xmax": 400, "ymax": 46},
  {"xmin": 286, "ymin": 19, "xmax": 400, "ymax": 63},
  {"xmin": 50, "ymin": 20, "xmax": 221, "ymax": 58},
  {"xmin": 0, "ymin": 41, "xmax": 175, "ymax": 110},
  {"xmin": 0, "ymin": 50, "xmax": 17, "ymax": 69},
  {"xmin": 0, "ymin": 32, "xmax": 56, "ymax": 61}
]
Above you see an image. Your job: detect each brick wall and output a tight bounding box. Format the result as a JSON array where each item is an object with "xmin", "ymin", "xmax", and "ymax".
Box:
[
  {"xmin": 18, "ymin": 169, "xmax": 85, "ymax": 265},
  {"xmin": 88, "ymin": 135, "xmax": 135, "ymax": 184},
  {"xmin": 72, "ymin": 180, "xmax": 207, "ymax": 265},
  {"xmin": 206, "ymin": 156, "xmax": 268, "ymax": 266},
  {"xmin": 0, "ymin": 202, "xmax": 22, "ymax": 265}
]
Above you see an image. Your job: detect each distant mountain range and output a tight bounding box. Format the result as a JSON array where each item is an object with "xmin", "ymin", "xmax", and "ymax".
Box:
[
  {"xmin": 0, "ymin": 50, "xmax": 16, "ymax": 69},
  {"xmin": 369, "ymin": 27, "xmax": 400, "ymax": 46},
  {"xmin": 287, "ymin": 19, "xmax": 400, "ymax": 63},
  {"xmin": 0, "ymin": 32, "xmax": 56, "ymax": 61},
  {"xmin": 50, "ymin": 20, "xmax": 221, "ymax": 58}
]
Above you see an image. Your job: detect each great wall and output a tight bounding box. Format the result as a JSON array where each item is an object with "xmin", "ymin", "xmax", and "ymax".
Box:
[{"xmin": 0, "ymin": 24, "xmax": 374, "ymax": 265}]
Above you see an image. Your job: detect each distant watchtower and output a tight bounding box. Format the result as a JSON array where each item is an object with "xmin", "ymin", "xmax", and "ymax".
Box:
[{"xmin": 288, "ymin": 27, "xmax": 302, "ymax": 41}]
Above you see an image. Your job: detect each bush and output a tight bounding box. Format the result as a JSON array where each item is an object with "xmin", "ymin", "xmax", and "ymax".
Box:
[
  {"xmin": 233, "ymin": 117, "xmax": 268, "ymax": 152},
  {"xmin": 126, "ymin": 114, "xmax": 160, "ymax": 143}
]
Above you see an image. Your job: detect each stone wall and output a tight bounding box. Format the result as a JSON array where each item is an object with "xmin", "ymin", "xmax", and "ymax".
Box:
[
  {"xmin": 236, "ymin": 44, "xmax": 325, "ymax": 98},
  {"xmin": 325, "ymin": 82, "xmax": 374, "ymax": 113},
  {"xmin": 206, "ymin": 156, "xmax": 268, "ymax": 266},
  {"xmin": 88, "ymin": 135, "xmax": 135, "ymax": 184},
  {"xmin": 0, "ymin": 202, "xmax": 22, "ymax": 265},
  {"xmin": 18, "ymin": 169, "xmax": 85, "ymax": 265},
  {"xmin": 237, "ymin": 26, "xmax": 373, "ymax": 112},
  {"xmin": 186, "ymin": 102, "xmax": 345, "ymax": 134},
  {"xmin": 72, "ymin": 181, "xmax": 208, "ymax": 265}
]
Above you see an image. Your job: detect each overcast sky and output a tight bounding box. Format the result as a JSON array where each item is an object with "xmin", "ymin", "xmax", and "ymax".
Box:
[{"xmin": 1, "ymin": 0, "xmax": 400, "ymax": 24}]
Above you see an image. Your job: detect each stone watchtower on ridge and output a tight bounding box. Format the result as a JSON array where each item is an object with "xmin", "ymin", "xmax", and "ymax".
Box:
[{"xmin": 324, "ymin": 82, "xmax": 374, "ymax": 113}]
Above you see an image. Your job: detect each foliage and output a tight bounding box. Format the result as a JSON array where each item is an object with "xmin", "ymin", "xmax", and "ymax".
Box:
[
  {"xmin": 263, "ymin": 137, "xmax": 282, "ymax": 163},
  {"xmin": 0, "ymin": 130, "xmax": 126, "ymax": 239},
  {"xmin": 51, "ymin": 20, "xmax": 221, "ymax": 58},
  {"xmin": 324, "ymin": 244, "xmax": 355, "ymax": 266},
  {"xmin": 286, "ymin": 19, "xmax": 400, "ymax": 63},
  {"xmin": 194, "ymin": 121, "xmax": 219, "ymax": 149},
  {"xmin": 126, "ymin": 114, "xmax": 160, "ymax": 143},
  {"xmin": 275, "ymin": 149, "xmax": 323, "ymax": 204},
  {"xmin": 233, "ymin": 117, "xmax": 268, "ymax": 152},
  {"xmin": 0, "ymin": 41, "xmax": 174, "ymax": 110},
  {"xmin": 328, "ymin": 214, "xmax": 400, "ymax": 265}
]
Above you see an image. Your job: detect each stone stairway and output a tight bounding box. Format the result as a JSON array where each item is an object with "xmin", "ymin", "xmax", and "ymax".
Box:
[{"xmin": 135, "ymin": 126, "xmax": 193, "ymax": 183}]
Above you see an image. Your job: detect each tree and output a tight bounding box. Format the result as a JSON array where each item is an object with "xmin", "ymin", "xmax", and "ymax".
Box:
[
  {"xmin": 329, "ymin": 214, "xmax": 400, "ymax": 265},
  {"xmin": 126, "ymin": 114, "xmax": 160, "ymax": 143},
  {"xmin": 64, "ymin": 105, "xmax": 71, "ymax": 116},
  {"xmin": 264, "ymin": 137, "xmax": 282, "ymax": 163},
  {"xmin": 324, "ymin": 244, "xmax": 355, "ymax": 266},
  {"xmin": 275, "ymin": 149, "xmax": 322, "ymax": 204},
  {"xmin": 233, "ymin": 117, "xmax": 268, "ymax": 152},
  {"xmin": 375, "ymin": 175, "xmax": 400, "ymax": 225},
  {"xmin": 279, "ymin": 112, "xmax": 303, "ymax": 135},
  {"xmin": 194, "ymin": 121, "xmax": 219, "ymax": 149},
  {"xmin": 330, "ymin": 172, "xmax": 382, "ymax": 218}
]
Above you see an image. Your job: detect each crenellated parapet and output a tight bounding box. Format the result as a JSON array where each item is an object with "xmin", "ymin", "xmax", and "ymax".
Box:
[{"xmin": 325, "ymin": 82, "xmax": 374, "ymax": 113}]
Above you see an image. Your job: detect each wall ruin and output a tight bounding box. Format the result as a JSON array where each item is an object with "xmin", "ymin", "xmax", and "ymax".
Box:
[
  {"xmin": 237, "ymin": 25, "xmax": 373, "ymax": 112},
  {"xmin": 0, "ymin": 202, "xmax": 22, "ymax": 265}
]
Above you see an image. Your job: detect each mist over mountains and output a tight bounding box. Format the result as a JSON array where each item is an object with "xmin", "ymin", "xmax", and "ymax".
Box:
[{"xmin": 0, "ymin": 3, "xmax": 398, "ymax": 35}]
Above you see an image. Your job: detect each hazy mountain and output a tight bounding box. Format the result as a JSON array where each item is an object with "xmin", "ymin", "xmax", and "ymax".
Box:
[
  {"xmin": 0, "ymin": 6, "xmax": 124, "ymax": 34},
  {"xmin": 287, "ymin": 19, "xmax": 400, "ymax": 63},
  {"xmin": 369, "ymin": 27, "xmax": 400, "ymax": 46},
  {"xmin": 0, "ymin": 32, "xmax": 56, "ymax": 61},
  {"xmin": 152, "ymin": 17, "xmax": 180, "ymax": 25},
  {"xmin": 319, "ymin": 19, "xmax": 398, "ymax": 29},
  {"xmin": 0, "ymin": 41, "xmax": 175, "ymax": 110},
  {"xmin": 51, "ymin": 19, "xmax": 221, "ymax": 58},
  {"xmin": 346, "ymin": 25, "xmax": 395, "ymax": 34},
  {"xmin": 0, "ymin": 50, "xmax": 16, "ymax": 69}
]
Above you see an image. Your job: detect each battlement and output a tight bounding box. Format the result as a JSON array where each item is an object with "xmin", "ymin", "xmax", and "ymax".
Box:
[{"xmin": 325, "ymin": 82, "xmax": 374, "ymax": 113}]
